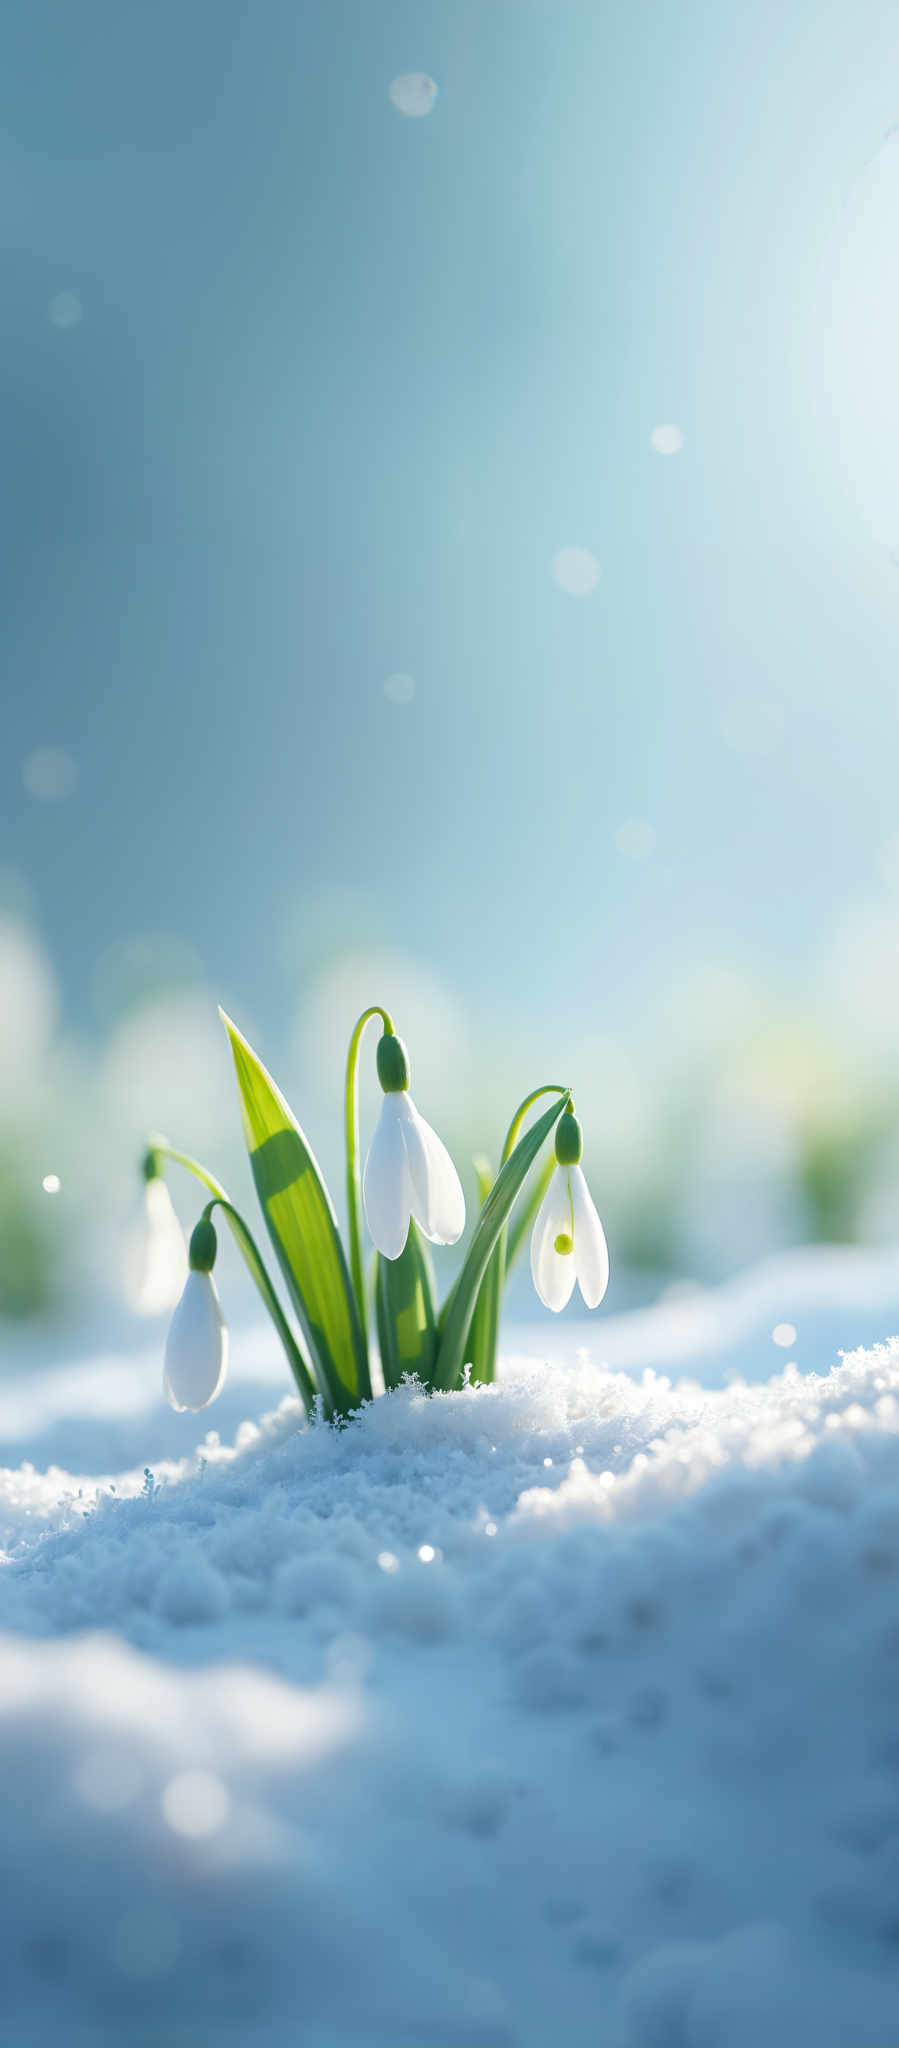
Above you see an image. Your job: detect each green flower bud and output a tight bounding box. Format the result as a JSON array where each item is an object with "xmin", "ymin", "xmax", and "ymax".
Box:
[
  {"xmin": 188, "ymin": 1217, "xmax": 218, "ymax": 1273},
  {"xmin": 553, "ymin": 1231, "xmax": 574, "ymax": 1255},
  {"xmin": 555, "ymin": 1108, "xmax": 583, "ymax": 1167},
  {"xmin": 376, "ymin": 1031, "xmax": 410, "ymax": 1093}
]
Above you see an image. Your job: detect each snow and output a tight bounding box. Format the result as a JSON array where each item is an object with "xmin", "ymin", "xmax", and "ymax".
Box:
[{"xmin": 3, "ymin": 1253, "xmax": 899, "ymax": 2044}]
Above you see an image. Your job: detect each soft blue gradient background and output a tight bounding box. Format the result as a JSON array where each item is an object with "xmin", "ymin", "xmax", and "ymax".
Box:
[{"xmin": 5, "ymin": 0, "xmax": 899, "ymax": 1322}]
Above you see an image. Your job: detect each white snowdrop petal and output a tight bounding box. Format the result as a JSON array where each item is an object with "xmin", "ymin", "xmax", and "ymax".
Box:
[
  {"xmin": 399, "ymin": 1095, "xmax": 465, "ymax": 1245},
  {"xmin": 163, "ymin": 1272, "xmax": 228, "ymax": 1412},
  {"xmin": 530, "ymin": 1168, "xmax": 577, "ymax": 1312},
  {"xmin": 544, "ymin": 1241, "xmax": 578, "ymax": 1312},
  {"xmin": 393, "ymin": 1094, "xmax": 433, "ymax": 1230},
  {"xmin": 363, "ymin": 1095, "xmax": 412, "ymax": 1259},
  {"xmin": 570, "ymin": 1164, "xmax": 610, "ymax": 1309},
  {"xmin": 530, "ymin": 1171, "xmax": 562, "ymax": 1298},
  {"xmin": 134, "ymin": 1178, "xmax": 189, "ymax": 1317}
]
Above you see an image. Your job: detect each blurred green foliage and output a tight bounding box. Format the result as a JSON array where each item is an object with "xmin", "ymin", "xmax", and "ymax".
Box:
[
  {"xmin": 4, "ymin": 983, "xmax": 899, "ymax": 1326},
  {"xmin": 0, "ymin": 1155, "xmax": 57, "ymax": 1318}
]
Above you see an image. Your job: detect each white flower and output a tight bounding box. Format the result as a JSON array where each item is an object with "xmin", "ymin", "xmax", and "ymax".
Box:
[
  {"xmin": 163, "ymin": 1270, "xmax": 228, "ymax": 1411},
  {"xmin": 530, "ymin": 1162, "xmax": 609, "ymax": 1312},
  {"xmin": 127, "ymin": 1176, "xmax": 188, "ymax": 1317},
  {"xmin": 363, "ymin": 1090, "xmax": 465, "ymax": 1260}
]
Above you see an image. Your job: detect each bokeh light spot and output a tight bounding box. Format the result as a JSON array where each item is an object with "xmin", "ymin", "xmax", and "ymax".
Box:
[
  {"xmin": 162, "ymin": 1769, "xmax": 230, "ymax": 1838},
  {"xmin": 388, "ymin": 73, "xmax": 438, "ymax": 118},
  {"xmin": 383, "ymin": 673, "xmax": 416, "ymax": 704},
  {"xmin": 772, "ymin": 1322, "xmax": 797, "ymax": 1348},
  {"xmin": 552, "ymin": 546, "xmax": 601, "ymax": 596},
  {"xmin": 41, "ymin": 1173, "xmax": 61, "ymax": 1195},
  {"xmin": 23, "ymin": 749, "xmax": 78, "ymax": 802},
  {"xmin": 650, "ymin": 424, "xmax": 684, "ymax": 454},
  {"xmin": 49, "ymin": 292, "xmax": 82, "ymax": 329}
]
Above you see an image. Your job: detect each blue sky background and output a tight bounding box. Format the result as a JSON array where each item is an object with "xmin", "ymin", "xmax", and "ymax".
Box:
[{"xmin": 5, "ymin": 0, "xmax": 899, "ymax": 1315}]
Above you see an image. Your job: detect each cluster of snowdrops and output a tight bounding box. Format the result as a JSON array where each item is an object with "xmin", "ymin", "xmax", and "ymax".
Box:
[{"xmin": 135, "ymin": 1006, "xmax": 609, "ymax": 1417}]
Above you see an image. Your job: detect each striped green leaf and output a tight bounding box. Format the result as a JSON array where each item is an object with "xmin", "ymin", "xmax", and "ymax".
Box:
[
  {"xmin": 375, "ymin": 1221, "xmax": 438, "ymax": 1392},
  {"xmin": 434, "ymin": 1092, "xmax": 569, "ymax": 1392},
  {"xmin": 221, "ymin": 1012, "xmax": 370, "ymax": 1416}
]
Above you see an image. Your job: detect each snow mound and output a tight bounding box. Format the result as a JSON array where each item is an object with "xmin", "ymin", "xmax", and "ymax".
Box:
[{"xmin": 2, "ymin": 1336, "xmax": 899, "ymax": 2044}]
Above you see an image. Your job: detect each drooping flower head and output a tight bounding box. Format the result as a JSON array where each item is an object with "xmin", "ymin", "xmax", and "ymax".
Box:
[
  {"xmin": 362, "ymin": 1030, "xmax": 465, "ymax": 1260},
  {"xmin": 163, "ymin": 1216, "xmax": 228, "ymax": 1412},
  {"xmin": 530, "ymin": 1105, "xmax": 609, "ymax": 1312}
]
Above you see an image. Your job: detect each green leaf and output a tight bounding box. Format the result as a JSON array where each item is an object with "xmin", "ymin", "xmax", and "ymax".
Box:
[
  {"xmin": 221, "ymin": 1011, "xmax": 371, "ymax": 1416},
  {"xmin": 466, "ymin": 1157, "xmax": 501, "ymax": 1385},
  {"xmin": 375, "ymin": 1221, "xmax": 439, "ymax": 1392},
  {"xmin": 434, "ymin": 1092, "xmax": 569, "ymax": 1392}
]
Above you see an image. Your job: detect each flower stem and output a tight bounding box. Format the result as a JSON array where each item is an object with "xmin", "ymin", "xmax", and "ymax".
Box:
[
  {"xmin": 472, "ymin": 1085, "xmax": 570, "ymax": 1384},
  {"xmin": 148, "ymin": 1136, "xmax": 316, "ymax": 1413},
  {"xmin": 343, "ymin": 1006, "xmax": 394, "ymax": 1351},
  {"xmin": 434, "ymin": 1089, "xmax": 570, "ymax": 1392},
  {"xmin": 500, "ymin": 1085, "xmax": 570, "ymax": 1165}
]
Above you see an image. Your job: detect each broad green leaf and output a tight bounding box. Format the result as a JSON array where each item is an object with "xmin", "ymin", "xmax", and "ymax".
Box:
[
  {"xmin": 375, "ymin": 1221, "xmax": 438, "ymax": 1392},
  {"xmin": 221, "ymin": 1012, "xmax": 370, "ymax": 1415},
  {"xmin": 434, "ymin": 1092, "xmax": 569, "ymax": 1392}
]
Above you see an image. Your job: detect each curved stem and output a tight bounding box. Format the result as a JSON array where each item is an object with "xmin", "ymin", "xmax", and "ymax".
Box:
[
  {"xmin": 147, "ymin": 1134, "xmax": 230, "ymax": 1202},
  {"xmin": 434, "ymin": 1088, "xmax": 570, "ymax": 1392},
  {"xmin": 499, "ymin": 1086, "xmax": 570, "ymax": 1266},
  {"xmin": 461, "ymin": 1085, "xmax": 571, "ymax": 1386},
  {"xmin": 500, "ymin": 1085, "xmax": 570, "ymax": 1166},
  {"xmin": 200, "ymin": 1197, "xmax": 317, "ymax": 1412},
  {"xmin": 150, "ymin": 1137, "xmax": 316, "ymax": 1413},
  {"xmin": 343, "ymin": 1005, "xmax": 394, "ymax": 1349},
  {"xmin": 492, "ymin": 1086, "xmax": 570, "ymax": 1374}
]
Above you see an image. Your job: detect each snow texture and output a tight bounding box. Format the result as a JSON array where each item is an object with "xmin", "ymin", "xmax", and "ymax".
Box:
[{"xmin": 2, "ymin": 1257, "xmax": 899, "ymax": 2045}]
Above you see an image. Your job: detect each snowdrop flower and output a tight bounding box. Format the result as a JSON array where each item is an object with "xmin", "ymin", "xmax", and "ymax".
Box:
[
  {"xmin": 163, "ymin": 1217, "xmax": 228, "ymax": 1411},
  {"xmin": 530, "ymin": 1107, "xmax": 609, "ymax": 1312},
  {"xmin": 363, "ymin": 1031, "xmax": 465, "ymax": 1260},
  {"xmin": 127, "ymin": 1167, "xmax": 188, "ymax": 1316}
]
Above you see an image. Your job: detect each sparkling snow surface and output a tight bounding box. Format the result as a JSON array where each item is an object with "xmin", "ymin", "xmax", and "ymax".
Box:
[{"xmin": 2, "ymin": 1254, "xmax": 899, "ymax": 2045}]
